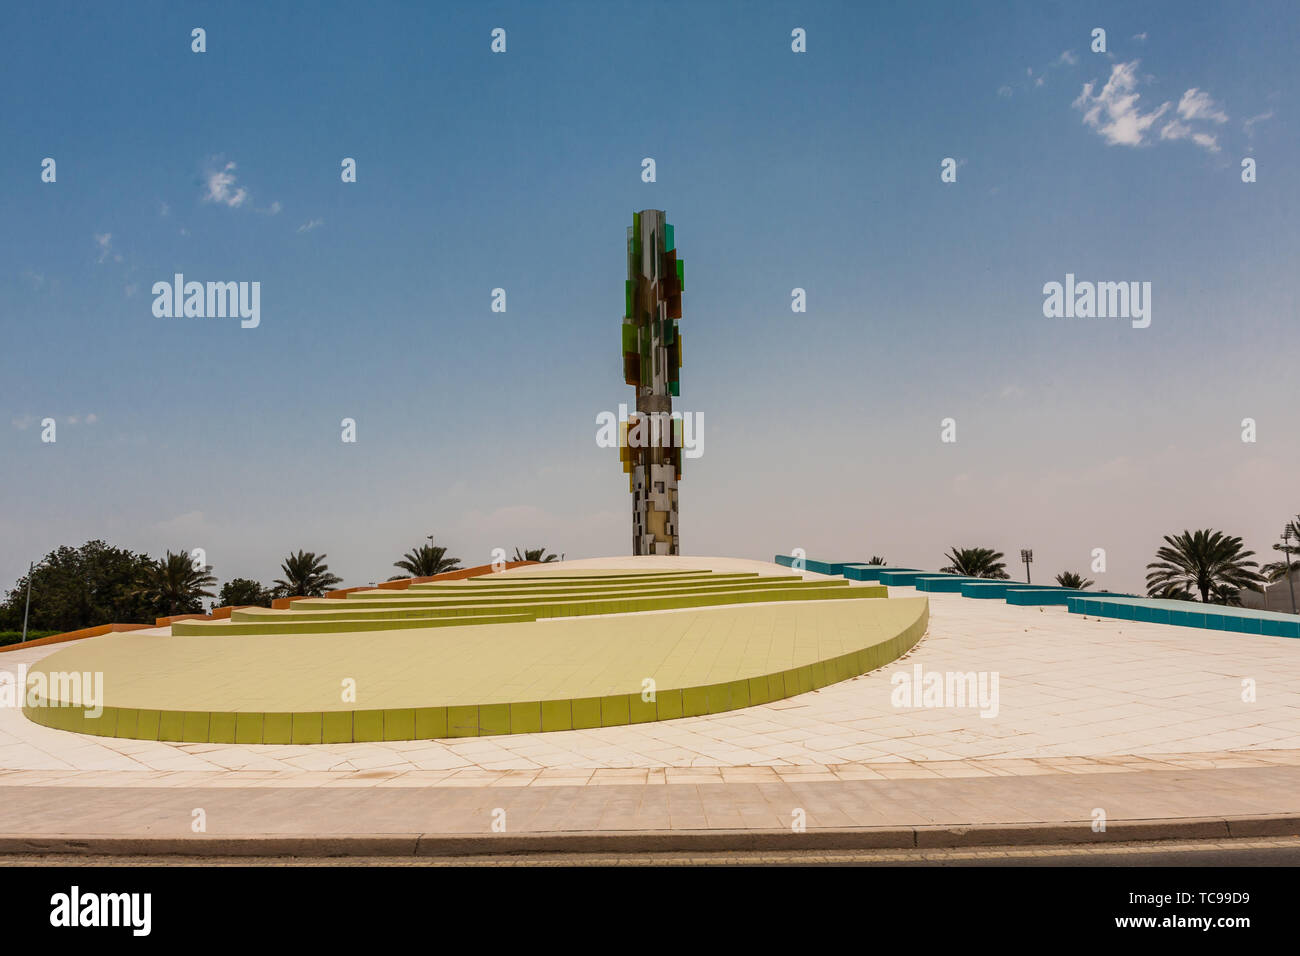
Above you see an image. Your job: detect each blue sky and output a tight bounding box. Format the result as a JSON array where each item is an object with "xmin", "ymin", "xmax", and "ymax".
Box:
[{"xmin": 3, "ymin": 0, "xmax": 1298, "ymax": 597}]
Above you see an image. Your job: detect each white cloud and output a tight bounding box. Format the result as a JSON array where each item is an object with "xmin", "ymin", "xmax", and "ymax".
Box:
[
  {"xmin": 1074, "ymin": 62, "xmax": 1227, "ymax": 153},
  {"xmin": 203, "ymin": 160, "xmax": 249, "ymax": 208},
  {"xmin": 1001, "ymin": 47, "xmax": 1081, "ymax": 97},
  {"xmin": 1244, "ymin": 110, "xmax": 1273, "ymax": 138},
  {"xmin": 297, "ymin": 218, "xmax": 324, "ymax": 234},
  {"xmin": 1132, "ymin": 32, "xmax": 1148, "ymax": 42},
  {"xmin": 1177, "ymin": 88, "xmax": 1228, "ymax": 124},
  {"xmin": 1073, "ymin": 61, "xmax": 1170, "ymax": 147},
  {"xmin": 94, "ymin": 233, "xmax": 116, "ymax": 263},
  {"xmin": 1158, "ymin": 89, "xmax": 1229, "ymax": 151}
]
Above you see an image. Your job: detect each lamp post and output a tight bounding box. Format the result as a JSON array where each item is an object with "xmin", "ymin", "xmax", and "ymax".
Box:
[
  {"xmin": 1284, "ymin": 526, "xmax": 1297, "ymax": 615},
  {"xmin": 1020, "ymin": 549, "xmax": 1033, "ymax": 584},
  {"xmin": 20, "ymin": 559, "xmax": 44, "ymax": 643}
]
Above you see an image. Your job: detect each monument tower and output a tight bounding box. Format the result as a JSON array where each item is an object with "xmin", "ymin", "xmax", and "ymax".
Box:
[{"xmin": 620, "ymin": 209, "xmax": 685, "ymax": 555}]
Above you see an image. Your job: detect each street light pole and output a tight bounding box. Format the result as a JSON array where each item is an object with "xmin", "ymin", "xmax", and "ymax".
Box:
[
  {"xmin": 1284, "ymin": 527, "xmax": 1297, "ymax": 615},
  {"xmin": 20, "ymin": 561, "xmax": 35, "ymax": 643},
  {"xmin": 1020, "ymin": 549, "xmax": 1033, "ymax": 585}
]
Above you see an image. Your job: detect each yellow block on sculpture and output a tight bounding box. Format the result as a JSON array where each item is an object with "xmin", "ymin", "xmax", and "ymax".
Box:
[{"xmin": 22, "ymin": 563, "xmax": 927, "ymax": 744}]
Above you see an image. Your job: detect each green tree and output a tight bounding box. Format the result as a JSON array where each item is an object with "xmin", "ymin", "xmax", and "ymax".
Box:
[
  {"xmin": 866, "ymin": 555, "xmax": 886, "ymax": 566},
  {"xmin": 391, "ymin": 536, "xmax": 461, "ymax": 579},
  {"xmin": 940, "ymin": 547, "xmax": 1010, "ymax": 579},
  {"xmin": 274, "ymin": 550, "xmax": 343, "ymax": 597},
  {"xmin": 1055, "ymin": 571, "xmax": 1094, "ymax": 590},
  {"xmin": 0, "ymin": 540, "xmax": 157, "ymax": 632},
  {"xmin": 217, "ymin": 578, "xmax": 273, "ymax": 609},
  {"xmin": 513, "ymin": 547, "xmax": 560, "ymax": 563},
  {"xmin": 1150, "ymin": 581, "xmax": 1195, "ymax": 601},
  {"xmin": 134, "ymin": 551, "xmax": 218, "ymax": 618},
  {"xmin": 1260, "ymin": 559, "xmax": 1300, "ymax": 584},
  {"xmin": 1145, "ymin": 529, "xmax": 1263, "ymax": 605}
]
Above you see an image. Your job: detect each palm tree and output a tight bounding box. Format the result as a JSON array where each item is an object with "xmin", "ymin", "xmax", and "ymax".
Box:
[
  {"xmin": 135, "ymin": 550, "xmax": 217, "ymax": 617},
  {"xmin": 1261, "ymin": 559, "xmax": 1300, "ymax": 583},
  {"xmin": 1145, "ymin": 529, "xmax": 1263, "ymax": 605},
  {"xmin": 941, "ymin": 547, "xmax": 1010, "ymax": 579},
  {"xmin": 1055, "ymin": 571, "xmax": 1094, "ymax": 590},
  {"xmin": 392, "ymin": 536, "xmax": 461, "ymax": 578},
  {"xmin": 866, "ymin": 555, "xmax": 886, "ymax": 566},
  {"xmin": 513, "ymin": 547, "xmax": 559, "ymax": 563},
  {"xmin": 1150, "ymin": 581, "xmax": 1195, "ymax": 601},
  {"xmin": 274, "ymin": 550, "xmax": 343, "ymax": 597}
]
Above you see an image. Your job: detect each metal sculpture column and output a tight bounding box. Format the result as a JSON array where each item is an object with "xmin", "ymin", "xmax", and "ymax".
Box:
[{"xmin": 620, "ymin": 210, "xmax": 685, "ymax": 555}]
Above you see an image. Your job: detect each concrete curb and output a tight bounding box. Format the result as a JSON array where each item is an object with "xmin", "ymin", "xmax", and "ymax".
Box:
[{"xmin": 2, "ymin": 814, "xmax": 1297, "ymax": 857}]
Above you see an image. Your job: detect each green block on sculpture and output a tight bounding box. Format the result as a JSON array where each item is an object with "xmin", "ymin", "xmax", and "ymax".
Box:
[
  {"xmin": 479, "ymin": 703, "xmax": 509, "ymax": 736},
  {"xmin": 540, "ymin": 699, "xmax": 572, "ymax": 732},
  {"xmin": 262, "ymin": 712, "xmax": 292, "ymax": 744},
  {"xmin": 571, "ymin": 697, "xmax": 602, "ymax": 729},
  {"xmin": 353, "ymin": 709, "xmax": 384, "ymax": 742},
  {"xmin": 234, "ymin": 713, "xmax": 262, "ymax": 745},
  {"xmin": 384, "ymin": 708, "xmax": 415, "ymax": 741},
  {"xmin": 322, "ymin": 711, "xmax": 353, "ymax": 743},
  {"xmin": 415, "ymin": 707, "xmax": 447, "ymax": 739},
  {"xmin": 292, "ymin": 712, "xmax": 323, "ymax": 744},
  {"xmin": 447, "ymin": 705, "xmax": 478, "ymax": 737},
  {"xmin": 113, "ymin": 708, "xmax": 138, "ymax": 738}
]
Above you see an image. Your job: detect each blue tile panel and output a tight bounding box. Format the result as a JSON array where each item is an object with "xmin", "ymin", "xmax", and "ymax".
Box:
[{"xmin": 1066, "ymin": 596, "xmax": 1300, "ymax": 638}]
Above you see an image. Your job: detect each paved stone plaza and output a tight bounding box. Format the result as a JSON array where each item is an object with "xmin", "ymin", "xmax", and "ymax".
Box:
[
  {"xmin": 2, "ymin": 557, "xmax": 1298, "ymax": 849},
  {"xmin": 2, "ymin": 565, "xmax": 1297, "ymax": 833},
  {"xmin": 3, "ymin": 593, "xmax": 1297, "ymax": 778}
]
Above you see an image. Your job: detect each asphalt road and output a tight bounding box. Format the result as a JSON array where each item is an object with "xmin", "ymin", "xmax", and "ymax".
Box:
[{"xmin": 2, "ymin": 836, "xmax": 1299, "ymax": 866}]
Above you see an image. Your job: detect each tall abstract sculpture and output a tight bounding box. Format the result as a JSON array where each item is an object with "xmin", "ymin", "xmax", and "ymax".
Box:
[{"xmin": 620, "ymin": 209, "xmax": 685, "ymax": 555}]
